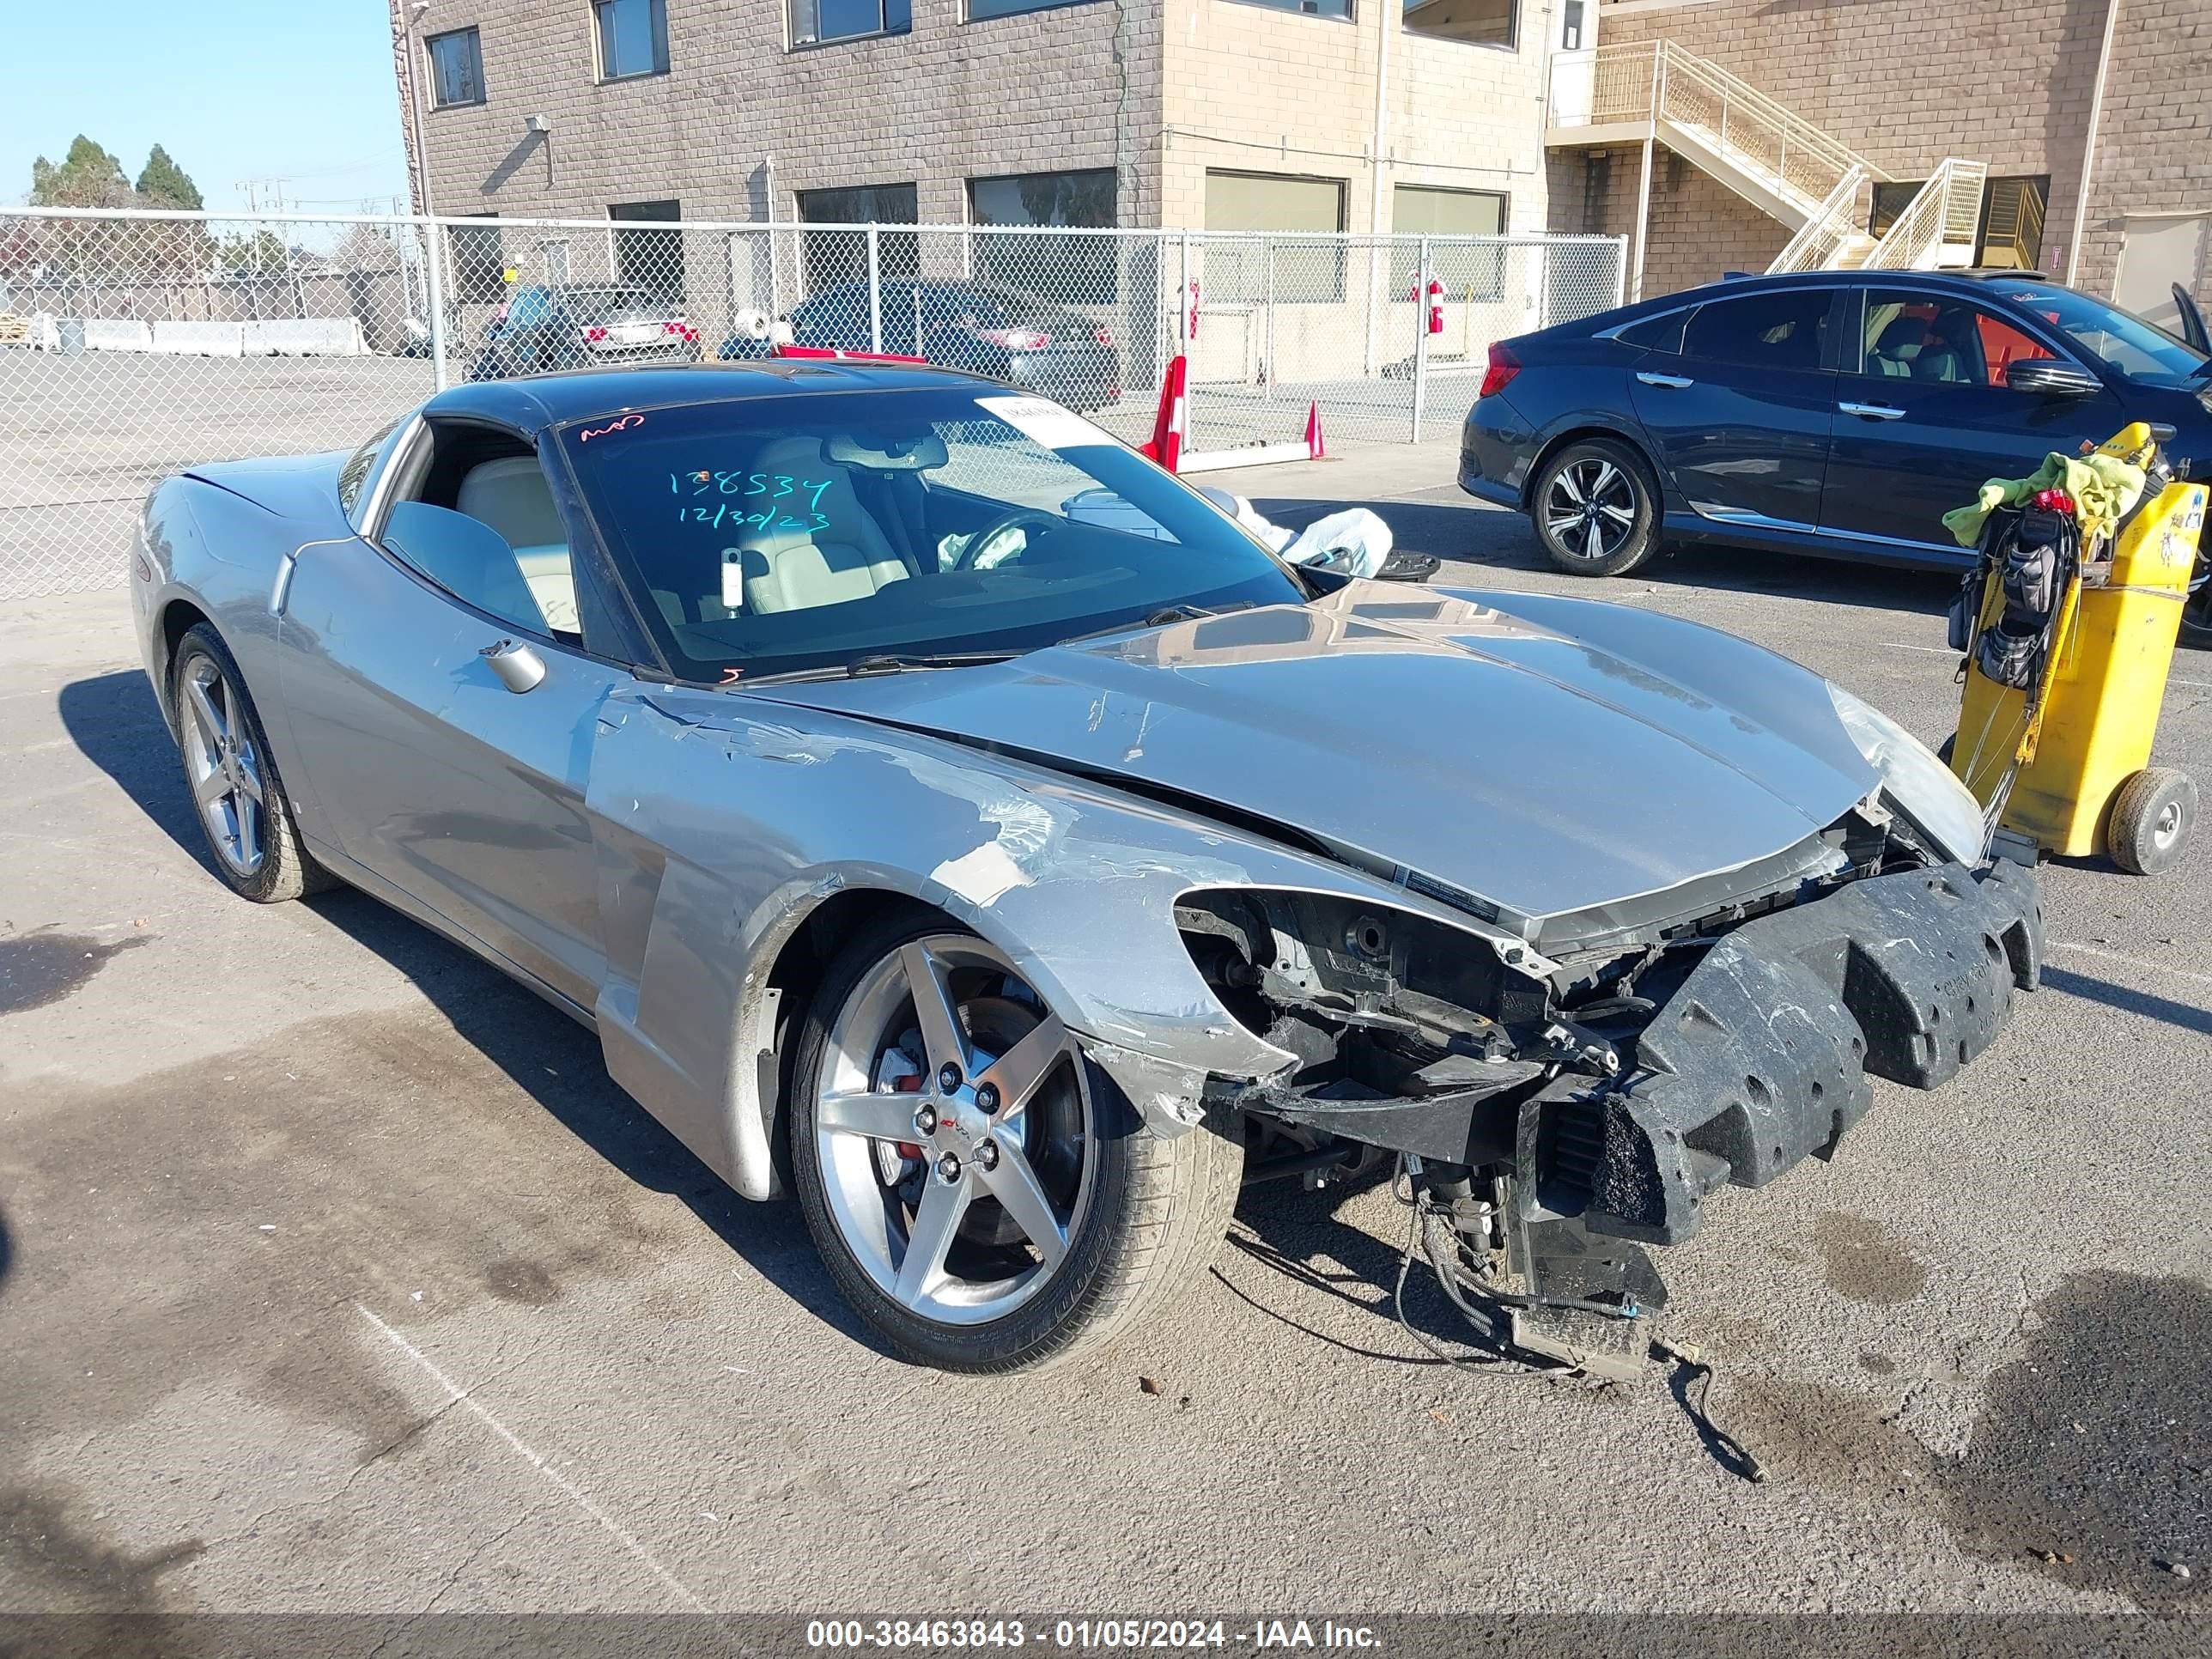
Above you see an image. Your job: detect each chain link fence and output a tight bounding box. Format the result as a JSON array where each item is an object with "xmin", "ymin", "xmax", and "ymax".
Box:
[{"xmin": 0, "ymin": 207, "xmax": 1622, "ymax": 599}]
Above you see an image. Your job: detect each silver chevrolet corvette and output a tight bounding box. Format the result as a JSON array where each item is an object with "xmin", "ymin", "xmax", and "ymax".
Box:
[{"xmin": 132, "ymin": 362, "xmax": 2042, "ymax": 1375}]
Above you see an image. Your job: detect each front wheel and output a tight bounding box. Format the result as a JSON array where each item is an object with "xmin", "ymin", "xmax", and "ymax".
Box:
[
  {"xmin": 788, "ymin": 916, "xmax": 1243, "ymax": 1372},
  {"xmin": 1531, "ymin": 438, "xmax": 1660, "ymax": 578}
]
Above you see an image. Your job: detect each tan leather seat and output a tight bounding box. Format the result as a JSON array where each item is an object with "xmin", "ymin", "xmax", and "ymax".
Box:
[
  {"xmin": 734, "ymin": 437, "xmax": 908, "ymax": 615},
  {"xmin": 456, "ymin": 457, "xmax": 579, "ymax": 632}
]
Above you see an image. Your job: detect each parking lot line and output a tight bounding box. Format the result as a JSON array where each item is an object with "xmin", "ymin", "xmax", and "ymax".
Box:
[
  {"xmin": 2048, "ymin": 939, "xmax": 2212, "ymax": 990},
  {"xmin": 356, "ymin": 1304, "xmax": 712, "ymax": 1613}
]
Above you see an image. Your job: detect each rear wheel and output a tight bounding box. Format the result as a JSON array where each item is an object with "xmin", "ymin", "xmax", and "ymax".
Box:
[
  {"xmin": 788, "ymin": 915, "xmax": 1243, "ymax": 1372},
  {"xmin": 2108, "ymin": 766, "xmax": 2197, "ymax": 876},
  {"xmin": 169, "ymin": 623, "xmax": 331, "ymax": 903},
  {"xmin": 1531, "ymin": 438, "xmax": 1660, "ymax": 578}
]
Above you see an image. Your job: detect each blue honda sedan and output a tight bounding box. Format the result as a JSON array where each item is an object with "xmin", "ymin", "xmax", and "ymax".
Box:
[{"xmin": 1461, "ymin": 270, "xmax": 2212, "ymax": 635}]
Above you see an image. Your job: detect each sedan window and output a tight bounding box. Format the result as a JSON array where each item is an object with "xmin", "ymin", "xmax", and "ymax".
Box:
[
  {"xmin": 1615, "ymin": 309, "xmax": 1686, "ymax": 355},
  {"xmin": 1680, "ymin": 289, "xmax": 1832, "ymax": 371},
  {"xmin": 556, "ymin": 389, "xmax": 1306, "ymax": 683},
  {"xmin": 1856, "ymin": 289, "xmax": 2057, "ymax": 387}
]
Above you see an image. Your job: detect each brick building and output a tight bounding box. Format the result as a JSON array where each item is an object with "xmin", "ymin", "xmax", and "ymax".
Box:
[
  {"xmin": 390, "ymin": 0, "xmax": 1566, "ymax": 252},
  {"xmin": 1549, "ymin": 0, "xmax": 2210, "ymax": 326},
  {"xmin": 391, "ymin": 0, "xmax": 2209, "ymax": 330}
]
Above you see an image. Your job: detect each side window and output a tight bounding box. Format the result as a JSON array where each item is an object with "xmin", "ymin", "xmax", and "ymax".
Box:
[
  {"xmin": 380, "ymin": 428, "xmax": 574, "ymax": 639},
  {"xmin": 1616, "ymin": 309, "xmax": 1686, "ymax": 355},
  {"xmin": 1680, "ymin": 289, "xmax": 1832, "ymax": 371},
  {"xmin": 1860, "ymin": 289, "xmax": 2058, "ymax": 386}
]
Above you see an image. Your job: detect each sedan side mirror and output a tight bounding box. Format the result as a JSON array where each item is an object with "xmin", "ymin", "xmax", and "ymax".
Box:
[{"xmin": 2007, "ymin": 360, "xmax": 2102, "ymax": 398}]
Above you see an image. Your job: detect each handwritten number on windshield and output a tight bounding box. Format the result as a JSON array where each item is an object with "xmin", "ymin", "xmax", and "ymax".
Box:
[
  {"xmin": 671, "ymin": 471, "xmax": 836, "ymax": 509},
  {"xmin": 678, "ymin": 503, "xmax": 832, "ymax": 534}
]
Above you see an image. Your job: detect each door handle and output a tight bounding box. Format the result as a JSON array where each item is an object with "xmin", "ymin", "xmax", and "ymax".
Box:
[
  {"xmin": 1838, "ymin": 401, "xmax": 1907, "ymax": 420},
  {"xmin": 1637, "ymin": 371, "xmax": 1695, "ymax": 388}
]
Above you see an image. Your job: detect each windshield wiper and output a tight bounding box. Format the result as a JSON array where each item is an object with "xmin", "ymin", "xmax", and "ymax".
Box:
[
  {"xmin": 846, "ymin": 651, "xmax": 1019, "ymax": 677},
  {"xmin": 1055, "ymin": 602, "xmax": 1249, "ymax": 648},
  {"xmin": 730, "ymin": 650, "xmax": 1018, "ymax": 689}
]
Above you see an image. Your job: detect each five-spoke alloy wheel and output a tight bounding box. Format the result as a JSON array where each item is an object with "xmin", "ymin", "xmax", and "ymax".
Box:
[
  {"xmin": 790, "ymin": 914, "xmax": 1243, "ymax": 1371},
  {"xmin": 168, "ymin": 623, "xmax": 330, "ymax": 903}
]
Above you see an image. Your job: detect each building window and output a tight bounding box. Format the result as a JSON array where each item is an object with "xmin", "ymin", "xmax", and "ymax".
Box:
[
  {"xmin": 609, "ymin": 199, "xmax": 683, "ymax": 297},
  {"xmin": 425, "ymin": 27, "xmax": 485, "ymax": 109},
  {"xmin": 797, "ymin": 183, "xmax": 921, "ymax": 295},
  {"xmin": 1978, "ymin": 177, "xmax": 2050, "ymax": 271},
  {"xmin": 1204, "ymin": 171, "xmax": 1345, "ymax": 302},
  {"xmin": 791, "ymin": 0, "xmax": 912, "ymax": 46},
  {"xmin": 450, "ymin": 214, "xmax": 503, "ymax": 303},
  {"xmin": 1228, "ymin": 0, "xmax": 1352, "ymax": 15},
  {"xmin": 1401, "ymin": 0, "xmax": 1517, "ymax": 47},
  {"xmin": 969, "ymin": 0, "xmax": 1097, "ymax": 15},
  {"xmin": 1391, "ymin": 184, "xmax": 1507, "ymax": 294},
  {"xmin": 1560, "ymin": 0, "xmax": 1584, "ymax": 49},
  {"xmin": 970, "ymin": 169, "xmax": 1117, "ymax": 301},
  {"xmin": 595, "ymin": 0, "xmax": 669, "ymax": 79}
]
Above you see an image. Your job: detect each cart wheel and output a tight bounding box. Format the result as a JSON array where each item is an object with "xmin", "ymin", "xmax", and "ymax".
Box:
[{"xmin": 2108, "ymin": 767, "xmax": 2197, "ymax": 876}]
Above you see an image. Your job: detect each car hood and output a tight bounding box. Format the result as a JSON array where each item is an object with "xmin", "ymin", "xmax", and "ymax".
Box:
[{"xmin": 749, "ymin": 584, "xmax": 1881, "ymax": 924}]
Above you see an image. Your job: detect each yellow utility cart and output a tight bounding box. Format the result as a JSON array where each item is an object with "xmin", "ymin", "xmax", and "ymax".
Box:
[{"xmin": 1948, "ymin": 422, "xmax": 2206, "ymax": 874}]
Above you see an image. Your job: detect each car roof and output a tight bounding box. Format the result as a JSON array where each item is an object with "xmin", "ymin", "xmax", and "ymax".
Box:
[
  {"xmin": 421, "ymin": 361, "xmax": 992, "ymax": 434},
  {"xmin": 1626, "ymin": 268, "xmax": 2075, "ymax": 311}
]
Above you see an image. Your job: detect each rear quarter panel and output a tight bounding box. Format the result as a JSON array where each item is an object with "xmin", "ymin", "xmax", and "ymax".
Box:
[{"xmin": 1470, "ymin": 337, "xmax": 1653, "ymax": 507}]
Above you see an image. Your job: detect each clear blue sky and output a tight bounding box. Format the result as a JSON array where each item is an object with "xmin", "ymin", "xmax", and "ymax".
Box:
[{"xmin": 3, "ymin": 1, "xmax": 408, "ymax": 213}]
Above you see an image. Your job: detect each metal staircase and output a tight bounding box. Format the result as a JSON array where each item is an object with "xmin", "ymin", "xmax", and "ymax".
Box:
[{"xmin": 1547, "ymin": 40, "xmax": 1985, "ymax": 276}]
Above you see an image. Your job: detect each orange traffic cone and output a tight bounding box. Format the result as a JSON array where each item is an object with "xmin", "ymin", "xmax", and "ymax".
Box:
[{"xmin": 1141, "ymin": 354, "xmax": 1189, "ymax": 473}]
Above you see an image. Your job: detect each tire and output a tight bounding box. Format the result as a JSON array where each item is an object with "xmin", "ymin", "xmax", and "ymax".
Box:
[
  {"xmin": 1936, "ymin": 733, "xmax": 1956, "ymax": 767},
  {"xmin": 169, "ymin": 623, "xmax": 333, "ymax": 903},
  {"xmin": 2107, "ymin": 766, "xmax": 2197, "ymax": 876},
  {"xmin": 787, "ymin": 913, "xmax": 1243, "ymax": 1372},
  {"xmin": 1530, "ymin": 437, "xmax": 1661, "ymax": 579}
]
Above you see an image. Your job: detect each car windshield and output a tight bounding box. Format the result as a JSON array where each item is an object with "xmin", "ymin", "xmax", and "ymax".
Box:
[
  {"xmin": 556, "ymin": 387, "xmax": 1307, "ymax": 681},
  {"xmin": 567, "ymin": 287, "xmax": 667, "ymax": 323},
  {"xmin": 2006, "ymin": 284, "xmax": 2209, "ymax": 387}
]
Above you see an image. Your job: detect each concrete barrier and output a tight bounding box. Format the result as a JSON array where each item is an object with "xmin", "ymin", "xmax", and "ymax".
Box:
[
  {"xmin": 149, "ymin": 321, "xmax": 245, "ymax": 357},
  {"xmin": 84, "ymin": 319, "xmax": 155, "ymax": 352},
  {"xmin": 242, "ymin": 318, "xmax": 366, "ymax": 357}
]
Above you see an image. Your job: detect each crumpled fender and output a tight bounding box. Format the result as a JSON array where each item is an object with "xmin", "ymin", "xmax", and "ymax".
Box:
[{"xmin": 581, "ymin": 686, "xmax": 1542, "ymax": 1199}]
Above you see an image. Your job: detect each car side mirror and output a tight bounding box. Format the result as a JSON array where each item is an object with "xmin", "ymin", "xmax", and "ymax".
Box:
[{"xmin": 2006, "ymin": 360, "xmax": 2101, "ymax": 398}]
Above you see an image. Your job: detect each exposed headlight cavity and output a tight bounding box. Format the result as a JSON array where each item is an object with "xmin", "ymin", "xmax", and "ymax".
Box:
[{"xmin": 1826, "ymin": 683, "xmax": 1987, "ymax": 865}]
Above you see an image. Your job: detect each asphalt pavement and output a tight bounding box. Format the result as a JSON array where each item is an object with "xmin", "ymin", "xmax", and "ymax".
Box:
[{"xmin": 1, "ymin": 443, "xmax": 2208, "ymax": 1642}]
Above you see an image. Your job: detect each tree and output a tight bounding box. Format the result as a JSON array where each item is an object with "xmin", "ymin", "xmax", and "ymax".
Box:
[
  {"xmin": 29, "ymin": 136, "xmax": 133, "ymax": 209},
  {"xmin": 135, "ymin": 145, "xmax": 204, "ymax": 211},
  {"xmin": 216, "ymin": 229, "xmax": 291, "ymax": 275}
]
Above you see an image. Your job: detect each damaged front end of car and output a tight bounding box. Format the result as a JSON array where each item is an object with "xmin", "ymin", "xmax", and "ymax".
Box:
[{"xmin": 1180, "ymin": 799, "xmax": 2045, "ymax": 1378}]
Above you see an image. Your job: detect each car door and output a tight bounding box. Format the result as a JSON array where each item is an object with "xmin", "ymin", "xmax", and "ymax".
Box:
[
  {"xmin": 275, "ymin": 416, "xmax": 629, "ymax": 1011},
  {"xmin": 1626, "ymin": 284, "xmax": 1843, "ymax": 530},
  {"xmin": 1820, "ymin": 286, "xmax": 2128, "ymax": 556}
]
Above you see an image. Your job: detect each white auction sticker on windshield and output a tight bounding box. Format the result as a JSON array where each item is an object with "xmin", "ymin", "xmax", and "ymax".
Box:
[{"xmin": 976, "ymin": 396, "xmax": 1118, "ymax": 451}]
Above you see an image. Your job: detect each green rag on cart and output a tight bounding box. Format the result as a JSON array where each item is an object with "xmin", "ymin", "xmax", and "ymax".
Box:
[{"xmin": 1941, "ymin": 451, "xmax": 2148, "ymax": 549}]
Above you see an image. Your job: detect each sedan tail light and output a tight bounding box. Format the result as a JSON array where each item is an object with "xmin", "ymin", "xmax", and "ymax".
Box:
[
  {"xmin": 1478, "ymin": 343, "xmax": 1521, "ymax": 400},
  {"xmin": 975, "ymin": 327, "xmax": 1052, "ymax": 351},
  {"xmin": 1093, "ymin": 327, "xmax": 1114, "ymax": 347},
  {"xmin": 666, "ymin": 321, "xmax": 699, "ymax": 343},
  {"xmin": 581, "ymin": 325, "xmax": 609, "ymax": 343}
]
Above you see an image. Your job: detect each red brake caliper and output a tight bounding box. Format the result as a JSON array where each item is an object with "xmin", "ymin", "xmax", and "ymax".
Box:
[{"xmin": 892, "ymin": 1071, "xmax": 925, "ymax": 1159}]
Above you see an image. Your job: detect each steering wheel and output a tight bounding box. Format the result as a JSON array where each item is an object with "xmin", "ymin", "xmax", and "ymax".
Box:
[{"xmin": 951, "ymin": 509, "xmax": 1060, "ymax": 573}]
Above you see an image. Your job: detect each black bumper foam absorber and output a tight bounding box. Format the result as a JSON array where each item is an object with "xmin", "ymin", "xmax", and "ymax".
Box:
[{"xmin": 1523, "ymin": 860, "xmax": 2044, "ymax": 1244}]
